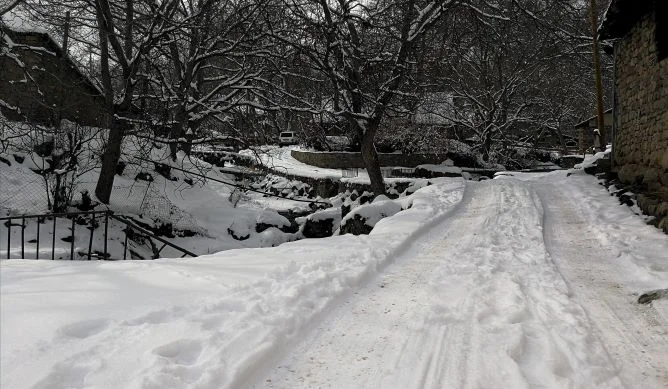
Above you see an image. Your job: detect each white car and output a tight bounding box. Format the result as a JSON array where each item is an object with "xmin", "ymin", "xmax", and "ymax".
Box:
[{"xmin": 278, "ymin": 131, "xmax": 297, "ymax": 146}]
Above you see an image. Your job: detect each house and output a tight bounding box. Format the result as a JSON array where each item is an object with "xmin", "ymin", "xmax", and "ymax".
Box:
[
  {"xmin": 574, "ymin": 108, "xmax": 613, "ymax": 152},
  {"xmin": 599, "ymin": 0, "xmax": 668, "ymax": 232},
  {"xmin": 0, "ymin": 23, "xmax": 107, "ymax": 127}
]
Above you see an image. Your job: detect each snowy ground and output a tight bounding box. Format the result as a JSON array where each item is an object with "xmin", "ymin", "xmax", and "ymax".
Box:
[
  {"xmin": 2, "ymin": 172, "xmax": 668, "ymax": 389},
  {"xmin": 247, "ymin": 146, "xmax": 345, "ymax": 179},
  {"xmin": 0, "ymin": 131, "xmax": 323, "ymax": 259},
  {"xmin": 246, "ymin": 146, "xmax": 431, "ymax": 185}
]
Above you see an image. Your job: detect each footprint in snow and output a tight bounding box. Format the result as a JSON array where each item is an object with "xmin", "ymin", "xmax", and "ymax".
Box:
[
  {"xmin": 57, "ymin": 318, "xmax": 110, "ymax": 339},
  {"xmin": 153, "ymin": 339, "xmax": 203, "ymax": 366}
]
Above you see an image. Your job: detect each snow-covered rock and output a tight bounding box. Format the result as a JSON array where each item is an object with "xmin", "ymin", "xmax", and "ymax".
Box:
[
  {"xmin": 340, "ymin": 199, "xmax": 404, "ymax": 235},
  {"xmin": 301, "ymin": 207, "xmax": 341, "ymax": 238}
]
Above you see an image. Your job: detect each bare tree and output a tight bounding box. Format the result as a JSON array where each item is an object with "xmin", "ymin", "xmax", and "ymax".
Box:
[
  {"xmin": 143, "ymin": 0, "xmax": 270, "ymax": 159},
  {"xmin": 0, "ymin": 0, "xmax": 22, "ymax": 16},
  {"xmin": 92, "ymin": 0, "xmax": 184, "ymax": 203},
  {"xmin": 269, "ymin": 0, "xmax": 465, "ymax": 194},
  {"xmin": 421, "ymin": 0, "xmax": 612, "ymax": 164}
]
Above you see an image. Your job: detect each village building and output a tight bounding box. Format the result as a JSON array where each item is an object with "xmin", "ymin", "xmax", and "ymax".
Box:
[
  {"xmin": 600, "ymin": 0, "xmax": 668, "ymax": 231},
  {"xmin": 0, "ymin": 23, "xmax": 106, "ymax": 127},
  {"xmin": 575, "ymin": 108, "xmax": 613, "ymax": 152}
]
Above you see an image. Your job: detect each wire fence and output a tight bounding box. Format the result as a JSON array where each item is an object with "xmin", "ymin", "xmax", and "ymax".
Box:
[
  {"xmin": 1, "ymin": 169, "xmax": 203, "ymax": 236},
  {"xmin": 0, "ymin": 162, "xmax": 49, "ymax": 215}
]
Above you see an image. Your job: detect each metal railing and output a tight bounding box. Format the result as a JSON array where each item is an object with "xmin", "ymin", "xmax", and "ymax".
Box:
[
  {"xmin": 342, "ymin": 168, "xmax": 359, "ymax": 178},
  {"xmin": 108, "ymin": 213, "xmax": 197, "ymax": 260},
  {"xmin": 0, "ymin": 210, "xmax": 197, "ymax": 260}
]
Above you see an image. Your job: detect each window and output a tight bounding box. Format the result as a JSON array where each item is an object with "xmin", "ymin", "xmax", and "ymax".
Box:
[{"xmin": 657, "ymin": 0, "xmax": 668, "ymax": 61}]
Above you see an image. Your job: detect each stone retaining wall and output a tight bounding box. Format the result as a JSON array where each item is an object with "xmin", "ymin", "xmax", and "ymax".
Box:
[
  {"xmin": 291, "ymin": 150, "xmax": 446, "ymax": 168},
  {"xmin": 613, "ymin": 10, "xmax": 668, "ymax": 232},
  {"xmin": 269, "ymin": 170, "xmax": 413, "ymax": 199}
]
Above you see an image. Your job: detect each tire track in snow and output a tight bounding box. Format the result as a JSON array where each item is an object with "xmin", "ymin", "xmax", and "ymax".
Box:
[
  {"xmin": 13, "ymin": 180, "xmax": 467, "ymax": 389},
  {"xmin": 536, "ymin": 179, "xmax": 668, "ymax": 388},
  {"xmin": 253, "ymin": 179, "xmax": 626, "ymax": 389}
]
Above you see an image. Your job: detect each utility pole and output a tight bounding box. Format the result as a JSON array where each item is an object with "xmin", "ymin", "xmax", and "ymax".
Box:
[
  {"xmin": 589, "ymin": 0, "xmax": 606, "ymax": 151},
  {"xmin": 62, "ymin": 11, "xmax": 70, "ymax": 56}
]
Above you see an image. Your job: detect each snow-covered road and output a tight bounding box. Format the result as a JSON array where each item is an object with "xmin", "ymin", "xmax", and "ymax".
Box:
[
  {"xmin": 2, "ymin": 173, "xmax": 667, "ymax": 389},
  {"xmin": 253, "ymin": 175, "xmax": 667, "ymax": 389}
]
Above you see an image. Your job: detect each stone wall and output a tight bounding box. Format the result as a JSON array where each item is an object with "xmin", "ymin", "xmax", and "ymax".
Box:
[
  {"xmin": 613, "ymin": 9, "xmax": 668, "ymax": 231},
  {"xmin": 0, "ymin": 30, "xmax": 107, "ymax": 127},
  {"xmin": 291, "ymin": 150, "xmax": 447, "ymax": 168}
]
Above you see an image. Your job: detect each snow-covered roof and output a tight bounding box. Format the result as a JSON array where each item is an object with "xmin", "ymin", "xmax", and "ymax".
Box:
[
  {"xmin": 1, "ymin": 13, "xmax": 104, "ymax": 96},
  {"xmin": 574, "ymin": 108, "xmax": 613, "ymax": 128}
]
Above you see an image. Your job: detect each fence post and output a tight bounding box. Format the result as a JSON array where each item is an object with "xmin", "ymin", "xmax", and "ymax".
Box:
[
  {"xmin": 21, "ymin": 217, "xmax": 25, "ymax": 258},
  {"xmin": 123, "ymin": 229, "xmax": 128, "ymax": 260},
  {"xmin": 35, "ymin": 219, "xmax": 39, "ymax": 259},
  {"xmin": 87, "ymin": 214, "xmax": 95, "ymax": 260},
  {"xmin": 52, "ymin": 217, "xmax": 56, "ymax": 260},
  {"xmin": 6, "ymin": 218, "xmax": 10, "ymax": 259},
  {"xmin": 104, "ymin": 212, "xmax": 109, "ymax": 260},
  {"xmin": 70, "ymin": 217, "xmax": 75, "ymax": 260}
]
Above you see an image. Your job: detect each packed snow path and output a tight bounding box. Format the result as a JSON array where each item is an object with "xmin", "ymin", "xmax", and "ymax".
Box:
[
  {"xmin": 253, "ymin": 177, "xmax": 667, "ymax": 389},
  {"xmin": 2, "ymin": 174, "xmax": 667, "ymax": 389},
  {"xmin": 537, "ymin": 179, "xmax": 668, "ymax": 386}
]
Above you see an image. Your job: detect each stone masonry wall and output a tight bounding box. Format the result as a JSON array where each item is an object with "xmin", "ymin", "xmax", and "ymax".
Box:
[
  {"xmin": 614, "ymin": 10, "xmax": 668, "ymax": 231},
  {"xmin": 291, "ymin": 150, "xmax": 446, "ymax": 169}
]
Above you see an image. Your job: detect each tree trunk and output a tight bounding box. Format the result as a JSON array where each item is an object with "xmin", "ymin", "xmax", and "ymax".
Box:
[
  {"xmin": 589, "ymin": 0, "xmax": 606, "ymax": 151},
  {"xmin": 481, "ymin": 133, "xmax": 492, "ymax": 162},
  {"xmin": 359, "ymin": 130, "xmax": 385, "ymax": 195},
  {"xmin": 94, "ymin": 1, "xmax": 120, "ymax": 205},
  {"xmin": 169, "ymin": 107, "xmax": 186, "ymax": 160},
  {"xmin": 95, "ymin": 121, "xmax": 124, "ymax": 204}
]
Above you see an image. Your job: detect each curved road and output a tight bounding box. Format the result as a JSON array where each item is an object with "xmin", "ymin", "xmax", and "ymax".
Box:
[{"xmin": 252, "ymin": 176, "xmax": 668, "ymax": 389}]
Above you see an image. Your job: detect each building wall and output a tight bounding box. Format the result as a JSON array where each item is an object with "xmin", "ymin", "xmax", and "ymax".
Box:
[
  {"xmin": 614, "ymin": 10, "xmax": 668, "ymax": 231},
  {"xmin": 0, "ymin": 32, "xmax": 107, "ymax": 127},
  {"xmin": 291, "ymin": 150, "xmax": 447, "ymax": 169}
]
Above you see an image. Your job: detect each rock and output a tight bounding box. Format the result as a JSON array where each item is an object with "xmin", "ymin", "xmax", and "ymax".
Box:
[
  {"xmin": 228, "ymin": 227, "xmax": 250, "ymax": 241},
  {"xmin": 302, "ymin": 218, "xmax": 334, "ymax": 238},
  {"xmin": 301, "ymin": 207, "xmax": 340, "ymax": 238},
  {"xmin": 584, "ymin": 156, "xmax": 611, "ymax": 175},
  {"xmin": 228, "ymin": 219, "xmax": 251, "ymax": 241},
  {"xmin": 135, "ymin": 171, "xmax": 154, "ymax": 182},
  {"xmin": 256, "ymin": 209, "xmax": 292, "ymax": 233},
  {"xmin": 358, "ymin": 191, "xmax": 374, "ymax": 205},
  {"xmin": 277, "ymin": 210, "xmax": 310, "ymax": 234},
  {"xmin": 255, "ymin": 223, "xmax": 274, "ymax": 233},
  {"xmin": 339, "ymin": 214, "xmax": 372, "ymax": 235},
  {"xmin": 339, "ymin": 199, "xmax": 402, "ymax": 236},
  {"xmin": 116, "ymin": 161, "xmax": 127, "ymax": 176},
  {"xmin": 341, "ymin": 204, "xmax": 351, "ymax": 218},
  {"xmin": 154, "ymin": 163, "xmax": 174, "ymax": 180},
  {"xmin": 558, "ymin": 155, "xmax": 584, "ymax": 169},
  {"xmin": 446, "ymin": 151, "xmax": 478, "ymax": 168},
  {"xmin": 638, "ymin": 289, "xmax": 668, "ymax": 304},
  {"xmin": 33, "ymin": 138, "xmax": 54, "ymax": 157},
  {"xmin": 414, "ymin": 166, "xmax": 462, "ymax": 178}
]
